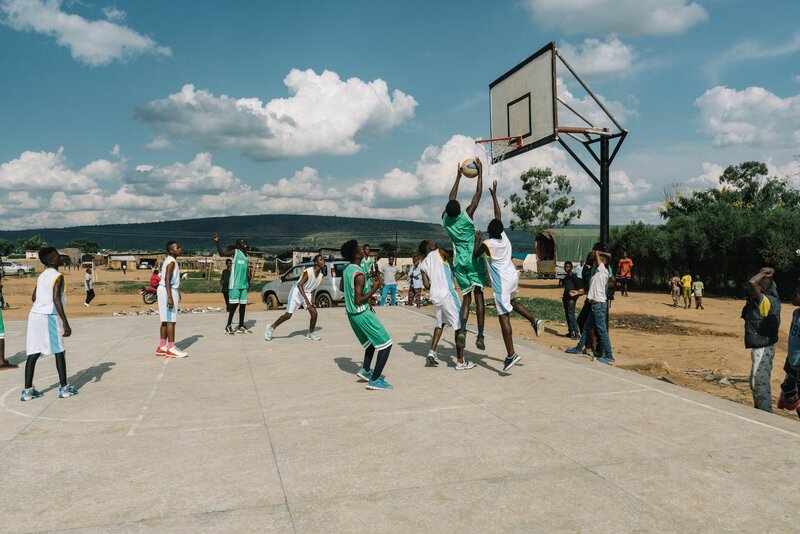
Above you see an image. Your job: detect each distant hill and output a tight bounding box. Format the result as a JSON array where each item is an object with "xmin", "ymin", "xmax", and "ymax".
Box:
[{"xmin": 0, "ymin": 214, "xmax": 538, "ymax": 254}]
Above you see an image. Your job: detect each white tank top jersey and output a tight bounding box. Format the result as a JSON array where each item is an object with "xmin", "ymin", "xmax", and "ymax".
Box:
[
  {"xmin": 159, "ymin": 256, "xmax": 181, "ymax": 289},
  {"xmin": 420, "ymin": 250, "xmax": 457, "ymax": 306},
  {"xmin": 31, "ymin": 268, "xmax": 66, "ymax": 315},
  {"xmin": 299, "ymin": 267, "xmax": 323, "ymax": 294},
  {"xmin": 483, "ymin": 231, "xmax": 519, "ymax": 294}
]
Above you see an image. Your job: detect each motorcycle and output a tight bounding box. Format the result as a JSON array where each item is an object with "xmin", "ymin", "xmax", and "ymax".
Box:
[{"xmin": 141, "ymin": 286, "xmax": 157, "ymax": 305}]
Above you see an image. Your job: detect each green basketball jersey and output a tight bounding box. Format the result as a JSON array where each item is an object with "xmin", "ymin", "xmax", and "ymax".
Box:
[
  {"xmin": 443, "ymin": 212, "xmax": 477, "ymax": 268},
  {"xmin": 229, "ymin": 248, "xmax": 250, "ymax": 290},
  {"xmin": 344, "ymin": 263, "xmax": 368, "ymax": 315}
]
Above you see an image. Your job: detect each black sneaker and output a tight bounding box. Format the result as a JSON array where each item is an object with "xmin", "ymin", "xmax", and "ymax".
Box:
[
  {"xmin": 476, "ymin": 334, "xmax": 485, "ymax": 350},
  {"xmin": 532, "ymin": 319, "xmax": 543, "ymax": 337},
  {"xmin": 225, "ymin": 325, "xmax": 235, "ymax": 335},
  {"xmin": 503, "ymin": 353, "xmax": 521, "ymax": 371}
]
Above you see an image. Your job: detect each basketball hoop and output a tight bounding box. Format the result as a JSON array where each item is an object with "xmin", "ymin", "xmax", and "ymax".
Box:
[{"xmin": 475, "ymin": 136, "xmax": 522, "ymax": 179}]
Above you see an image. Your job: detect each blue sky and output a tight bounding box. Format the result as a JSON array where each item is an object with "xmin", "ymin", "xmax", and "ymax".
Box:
[{"xmin": 1, "ymin": 0, "xmax": 799, "ymax": 231}]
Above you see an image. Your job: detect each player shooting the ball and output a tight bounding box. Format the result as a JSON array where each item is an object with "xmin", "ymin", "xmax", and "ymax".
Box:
[{"xmin": 442, "ymin": 157, "xmax": 488, "ymax": 353}]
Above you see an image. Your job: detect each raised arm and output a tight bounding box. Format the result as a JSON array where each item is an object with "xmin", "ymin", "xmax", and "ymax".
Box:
[
  {"xmin": 593, "ymin": 249, "xmax": 611, "ymax": 268},
  {"xmin": 213, "ymin": 234, "xmax": 233, "ymax": 257},
  {"xmin": 443, "ymin": 163, "xmax": 464, "ymax": 219},
  {"xmin": 465, "ymin": 158, "xmax": 483, "ymax": 218},
  {"xmin": 489, "ymin": 180, "xmax": 501, "ymax": 221},
  {"xmin": 748, "ymin": 267, "xmax": 774, "ymax": 299}
]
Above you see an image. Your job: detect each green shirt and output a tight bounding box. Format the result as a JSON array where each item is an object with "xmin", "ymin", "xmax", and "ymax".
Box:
[
  {"xmin": 692, "ymin": 281, "xmax": 704, "ymax": 297},
  {"xmin": 443, "ymin": 212, "xmax": 484, "ymax": 273},
  {"xmin": 229, "ymin": 249, "xmax": 250, "ymax": 290},
  {"xmin": 344, "ymin": 264, "xmax": 368, "ymax": 315}
]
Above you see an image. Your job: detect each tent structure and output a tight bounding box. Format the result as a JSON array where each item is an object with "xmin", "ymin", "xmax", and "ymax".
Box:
[{"xmin": 535, "ymin": 228, "xmax": 599, "ymax": 278}]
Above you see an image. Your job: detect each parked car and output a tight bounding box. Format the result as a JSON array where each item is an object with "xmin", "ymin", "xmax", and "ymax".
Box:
[
  {"xmin": 261, "ymin": 260, "xmax": 348, "ymax": 310},
  {"xmin": 1, "ymin": 261, "xmax": 34, "ymax": 276}
]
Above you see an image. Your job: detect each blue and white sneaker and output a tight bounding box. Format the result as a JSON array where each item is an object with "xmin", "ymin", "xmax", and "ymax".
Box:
[
  {"xmin": 20, "ymin": 388, "xmax": 43, "ymax": 402},
  {"xmin": 565, "ymin": 347, "xmax": 583, "ymax": 355},
  {"xmin": 502, "ymin": 353, "xmax": 521, "ymax": 371},
  {"xmin": 366, "ymin": 377, "xmax": 394, "ymax": 390},
  {"xmin": 58, "ymin": 385, "xmax": 78, "ymax": 398},
  {"xmin": 306, "ymin": 332, "xmax": 321, "ymax": 341},
  {"xmin": 426, "ymin": 350, "xmax": 440, "ymax": 366},
  {"xmin": 264, "ymin": 325, "xmax": 274, "ymax": 341},
  {"xmin": 356, "ymin": 368, "xmax": 372, "ymax": 381},
  {"xmin": 595, "ymin": 356, "xmax": 615, "ymax": 365}
]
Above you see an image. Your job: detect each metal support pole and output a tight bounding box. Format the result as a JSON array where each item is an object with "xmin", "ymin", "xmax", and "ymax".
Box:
[{"xmin": 600, "ymin": 136, "xmax": 610, "ymax": 249}]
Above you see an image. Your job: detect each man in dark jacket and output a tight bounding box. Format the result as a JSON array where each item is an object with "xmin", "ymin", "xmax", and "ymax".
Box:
[
  {"xmin": 742, "ymin": 267, "xmax": 781, "ymax": 412},
  {"xmin": 562, "ymin": 261, "xmax": 582, "ymax": 339}
]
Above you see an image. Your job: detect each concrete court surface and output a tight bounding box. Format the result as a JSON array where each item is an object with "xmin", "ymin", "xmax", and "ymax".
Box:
[{"xmin": 1, "ymin": 306, "xmax": 799, "ymax": 533}]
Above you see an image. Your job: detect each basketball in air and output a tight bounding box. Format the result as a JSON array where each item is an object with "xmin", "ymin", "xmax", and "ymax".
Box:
[{"xmin": 461, "ymin": 158, "xmax": 479, "ymax": 178}]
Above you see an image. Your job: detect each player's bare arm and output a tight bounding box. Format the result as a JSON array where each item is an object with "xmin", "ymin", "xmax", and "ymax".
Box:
[
  {"xmin": 354, "ymin": 272, "xmax": 381, "ymax": 306},
  {"xmin": 489, "ymin": 180, "xmax": 502, "ymax": 221},
  {"xmin": 473, "ymin": 230, "xmax": 488, "ymax": 258},
  {"xmin": 165, "ymin": 262, "xmax": 175, "ymax": 309},
  {"xmin": 53, "ymin": 275, "xmax": 71, "ymax": 337},
  {"xmin": 212, "ymin": 234, "xmax": 233, "ymax": 257},
  {"xmin": 465, "ymin": 158, "xmax": 483, "ymax": 218}
]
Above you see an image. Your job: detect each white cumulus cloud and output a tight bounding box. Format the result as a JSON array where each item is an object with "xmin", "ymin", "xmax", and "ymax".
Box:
[
  {"xmin": 525, "ymin": 0, "xmax": 708, "ymax": 36},
  {"xmin": 135, "ymin": 69, "xmax": 418, "ymax": 161},
  {"xmin": 0, "ymin": 147, "xmax": 97, "ymax": 191},
  {"xmin": 558, "ymin": 38, "xmax": 636, "ymax": 78},
  {"xmin": 695, "ymin": 86, "xmax": 800, "ymax": 147},
  {"xmin": 126, "ymin": 153, "xmax": 242, "ymax": 195},
  {"xmin": 0, "ymin": 0, "xmax": 171, "ymax": 66}
]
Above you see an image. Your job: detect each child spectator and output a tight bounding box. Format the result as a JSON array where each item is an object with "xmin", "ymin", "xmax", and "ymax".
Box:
[
  {"xmin": 692, "ymin": 276, "xmax": 705, "ymax": 310},
  {"xmin": 777, "ymin": 284, "xmax": 800, "ymax": 417},
  {"xmin": 562, "ymin": 261, "xmax": 581, "ymax": 339}
]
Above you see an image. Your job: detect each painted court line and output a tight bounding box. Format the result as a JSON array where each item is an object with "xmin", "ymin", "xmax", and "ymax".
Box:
[{"xmin": 127, "ymin": 358, "xmax": 169, "ymax": 436}]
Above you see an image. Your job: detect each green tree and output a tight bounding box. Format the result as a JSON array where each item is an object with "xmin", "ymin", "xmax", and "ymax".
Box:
[
  {"xmin": 16, "ymin": 235, "xmax": 48, "ymax": 252},
  {"xmin": 0, "ymin": 238, "xmax": 14, "ymax": 257},
  {"xmin": 505, "ymin": 167, "xmax": 581, "ymax": 240},
  {"xmin": 68, "ymin": 239, "xmax": 101, "ymax": 253}
]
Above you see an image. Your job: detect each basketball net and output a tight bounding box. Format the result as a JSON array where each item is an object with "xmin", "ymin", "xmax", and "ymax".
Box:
[{"xmin": 475, "ymin": 136, "xmax": 522, "ymax": 181}]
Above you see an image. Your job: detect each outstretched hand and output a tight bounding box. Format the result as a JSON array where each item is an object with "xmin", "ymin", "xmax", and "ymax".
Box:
[
  {"xmin": 475, "ymin": 157, "xmax": 483, "ymax": 174},
  {"xmin": 489, "ymin": 180, "xmax": 498, "ymax": 197},
  {"xmin": 212, "ymin": 233, "xmax": 219, "ymax": 243},
  {"xmin": 456, "ymin": 162, "xmax": 462, "ymax": 179}
]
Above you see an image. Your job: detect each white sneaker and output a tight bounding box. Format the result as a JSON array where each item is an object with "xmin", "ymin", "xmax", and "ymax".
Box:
[
  {"xmin": 426, "ymin": 351, "xmax": 439, "ymax": 366},
  {"xmin": 455, "ymin": 360, "xmax": 475, "ymax": 371},
  {"xmin": 84, "ymin": 303, "xmax": 90, "ymax": 307},
  {"xmin": 165, "ymin": 347, "xmax": 188, "ymax": 358}
]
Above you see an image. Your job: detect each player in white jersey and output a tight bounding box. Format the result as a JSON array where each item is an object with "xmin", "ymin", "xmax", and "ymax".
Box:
[
  {"xmin": 20, "ymin": 247, "xmax": 77, "ymax": 401},
  {"xmin": 155, "ymin": 241, "xmax": 187, "ymax": 358},
  {"xmin": 265, "ymin": 255, "xmax": 326, "ymax": 342},
  {"xmin": 418, "ymin": 241, "xmax": 474, "ymax": 370},
  {"xmin": 473, "ymin": 181, "xmax": 543, "ymax": 372}
]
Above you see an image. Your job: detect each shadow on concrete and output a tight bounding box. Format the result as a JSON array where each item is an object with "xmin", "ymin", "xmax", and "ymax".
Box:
[
  {"xmin": 244, "ymin": 319, "xmax": 258, "ymax": 330},
  {"xmin": 41, "ymin": 361, "xmax": 117, "ymax": 393},
  {"xmin": 398, "ymin": 332, "xmax": 454, "ymax": 367},
  {"xmin": 8, "ymin": 350, "xmax": 27, "ymax": 365},
  {"xmin": 284, "ymin": 327, "xmax": 324, "ymax": 338},
  {"xmin": 334, "ymin": 356, "xmax": 361, "ymax": 375},
  {"xmin": 177, "ymin": 334, "xmax": 204, "ymax": 350}
]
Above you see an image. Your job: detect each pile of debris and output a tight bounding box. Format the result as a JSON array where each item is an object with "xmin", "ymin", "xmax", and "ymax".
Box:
[
  {"xmin": 682, "ymin": 368, "xmax": 749, "ymax": 386},
  {"xmin": 113, "ymin": 306, "xmax": 224, "ymax": 317}
]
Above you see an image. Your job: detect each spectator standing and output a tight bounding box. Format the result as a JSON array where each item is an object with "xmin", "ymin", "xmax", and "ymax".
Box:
[
  {"xmin": 150, "ymin": 269, "xmax": 160, "ymax": 288},
  {"xmin": 83, "ymin": 268, "xmax": 95, "ymax": 307},
  {"xmin": 692, "ymin": 276, "xmax": 705, "ymax": 310},
  {"xmin": 566, "ymin": 248, "xmax": 614, "ymax": 365},
  {"xmin": 379, "ymin": 256, "xmax": 402, "ymax": 306},
  {"xmin": 670, "ymin": 273, "xmax": 681, "ymax": 307},
  {"xmin": 616, "ymin": 252, "xmax": 633, "ymax": 296},
  {"xmin": 121, "ymin": 262, "xmax": 127, "ymax": 275},
  {"xmin": 743, "ymin": 267, "xmax": 781, "ymax": 412},
  {"xmin": 562, "ymin": 261, "xmax": 581, "ymax": 339},
  {"xmin": 777, "ymin": 284, "xmax": 800, "ymax": 417},
  {"xmin": 680, "ymin": 271, "xmax": 692, "ymax": 309},
  {"xmin": 220, "ymin": 259, "xmax": 232, "ymax": 308},
  {"xmin": 406, "ymin": 256, "xmax": 423, "ymax": 308}
]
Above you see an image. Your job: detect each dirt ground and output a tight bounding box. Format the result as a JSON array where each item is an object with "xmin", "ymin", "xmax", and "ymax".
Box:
[{"xmin": 1, "ymin": 269, "xmax": 796, "ymax": 420}]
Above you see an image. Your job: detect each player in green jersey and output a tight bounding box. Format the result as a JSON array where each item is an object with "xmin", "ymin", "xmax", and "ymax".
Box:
[
  {"xmin": 340, "ymin": 239, "xmax": 394, "ymax": 391},
  {"xmin": 442, "ymin": 158, "xmax": 488, "ymax": 352},
  {"xmin": 361, "ymin": 243, "xmax": 376, "ymax": 294},
  {"xmin": 213, "ymin": 233, "xmax": 253, "ymax": 335}
]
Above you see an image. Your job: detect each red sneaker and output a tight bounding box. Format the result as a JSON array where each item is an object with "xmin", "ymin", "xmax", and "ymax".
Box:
[
  {"xmin": 777, "ymin": 392, "xmax": 800, "ymax": 411},
  {"xmin": 165, "ymin": 347, "xmax": 188, "ymax": 359},
  {"xmin": 155, "ymin": 346, "xmax": 167, "ymax": 357}
]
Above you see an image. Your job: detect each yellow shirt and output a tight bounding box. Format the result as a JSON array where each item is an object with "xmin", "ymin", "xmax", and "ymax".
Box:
[
  {"xmin": 756, "ymin": 294, "xmax": 771, "ymax": 317},
  {"xmin": 681, "ymin": 275, "xmax": 692, "ymax": 289}
]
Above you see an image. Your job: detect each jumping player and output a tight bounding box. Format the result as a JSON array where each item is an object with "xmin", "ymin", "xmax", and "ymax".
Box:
[
  {"xmin": 213, "ymin": 233, "xmax": 253, "ymax": 334},
  {"xmin": 473, "ymin": 181, "xmax": 543, "ymax": 371},
  {"xmin": 340, "ymin": 239, "xmax": 394, "ymax": 390},
  {"xmin": 418, "ymin": 240, "xmax": 473, "ymax": 370},
  {"xmin": 20, "ymin": 247, "xmax": 77, "ymax": 401},
  {"xmin": 265, "ymin": 255, "xmax": 325, "ymax": 342},
  {"xmin": 443, "ymin": 158, "xmax": 488, "ymax": 352},
  {"xmin": 156, "ymin": 241, "xmax": 187, "ymax": 358}
]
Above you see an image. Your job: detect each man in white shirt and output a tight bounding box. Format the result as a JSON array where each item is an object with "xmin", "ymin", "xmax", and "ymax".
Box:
[
  {"xmin": 379, "ymin": 257, "xmax": 404, "ymax": 306},
  {"xmin": 566, "ymin": 248, "xmax": 614, "ymax": 364},
  {"xmin": 84, "ymin": 267, "xmax": 95, "ymax": 307}
]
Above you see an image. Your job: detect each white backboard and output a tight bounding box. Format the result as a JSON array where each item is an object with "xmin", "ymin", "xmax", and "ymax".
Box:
[{"xmin": 488, "ymin": 42, "xmax": 557, "ymax": 162}]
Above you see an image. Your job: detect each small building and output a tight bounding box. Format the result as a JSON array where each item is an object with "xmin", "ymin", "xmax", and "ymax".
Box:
[
  {"xmin": 535, "ymin": 228, "xmax": 598, "ymax": 279},
  {"xmin": 107, "ymin": 251, "xmax": 167, "ymax": 270}
]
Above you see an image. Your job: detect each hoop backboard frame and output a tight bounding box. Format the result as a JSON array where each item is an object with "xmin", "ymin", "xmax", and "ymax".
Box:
[
  {"xmin": 484, "ymin": 41, "xmax": 629, "ymax": 248},
  {"xmin": 488, "ymin": 42, "xmax": 558, "ymax": 164}
]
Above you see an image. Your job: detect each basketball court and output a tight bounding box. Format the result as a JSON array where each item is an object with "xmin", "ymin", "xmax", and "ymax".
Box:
[{"xmin": 2, "ymin": 309, "xmax": 799, "ymax": 532}]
